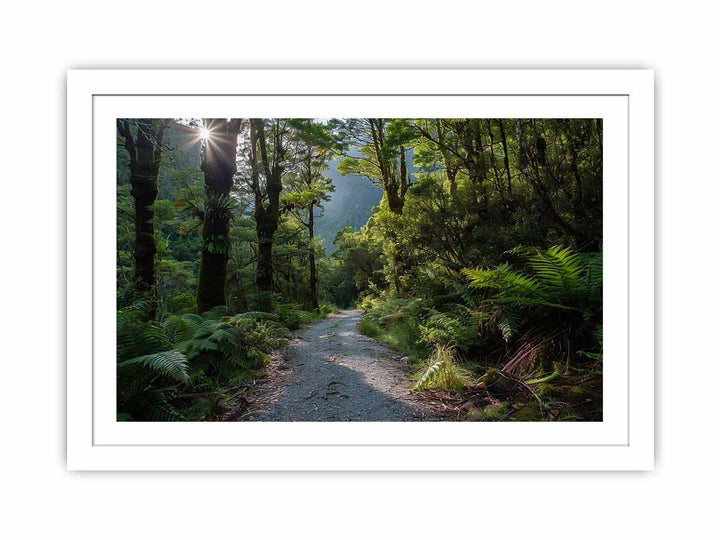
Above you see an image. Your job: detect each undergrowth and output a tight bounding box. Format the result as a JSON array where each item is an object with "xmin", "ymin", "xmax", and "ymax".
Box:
[
  {"xmin": 117, "ymin": 300, "xmax": 335, "ymax": 421},
  {"xmin": 357, "ymin": 245, "xmax": 603, "ymax": 421},
  {"xmin": 413, "ymin": 345, "xmax": 472, "ymax": 393}
]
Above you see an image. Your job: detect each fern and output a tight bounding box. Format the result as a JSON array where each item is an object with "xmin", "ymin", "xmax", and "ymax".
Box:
[
  {"xmin": 227, "ymin": 311, "xmax": 277, "ymax": 322},
  {"xmin": 163, "ymin": 314, "xmax": 202, "ymax": 344},
  {"xmin": 413, "ymin": 345, "xmax": 470, "ymax": 393},
  {"xmin": 463, "ymin": 264, "xmax": 541, "ymax": 297},
  {"xmin": 463, "ymin": 246, "xmax": 602, "ymax": 313},
  {"xmin": 117, "ymin": 351, "xmax": 190, "ymax": 382},
  {"xmin": 414, "ymin": 358, "xmax": 445, "ymax": 391},
  {"xmin": 497, "ymin": 309, "xmax": 524, "ymax": 342},
  {"xmin": 527, "ymin": 245, "xmax": 585, "ymax": 299},
  {"xmin": 129, "ymin": 388, "xmax": 186, "ymax": 422},
  {"xmin": 462, "ymin": 245, "xmax": 603, "ymax": 376}
]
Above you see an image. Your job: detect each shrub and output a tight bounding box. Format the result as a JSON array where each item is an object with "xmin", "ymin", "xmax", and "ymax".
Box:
[{"xmin": 358, "ymin": 316, "xmax": 381, "ymax": 338}]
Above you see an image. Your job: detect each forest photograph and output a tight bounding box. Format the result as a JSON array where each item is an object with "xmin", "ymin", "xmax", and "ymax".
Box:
[{"xmin": 116, "ymin": 117, "xmax": 603, "ymax": 423}]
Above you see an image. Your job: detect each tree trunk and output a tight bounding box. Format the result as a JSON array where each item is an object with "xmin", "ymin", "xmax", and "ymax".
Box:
[
  {"xmin": 447, "ymin": 167, "xmax": 458, "ymax": 202},
  {"xmin": 119, "ymin": 119, "xmax": 165, "ymax": 319},
  {"xmin": 308, "ymin": 202, "xmax": 319, "ymax": 311},
  {"xmin": 256, "ymin": 227, "xmax": 274, "ymax": 293},
  {"xmin": 250, "ymin": 119, "xmax": 284, "ymax": 312},
  {"xmin": 197, "ymin": 119, "xmax": 241, "ymax": 314},
  {"xmin": 369, "ymin": 118, "xmax": 406, "ymax": 215},
  {"xmin": 498, "ymin": 119, "xmax": 512, "ymax": 196}
]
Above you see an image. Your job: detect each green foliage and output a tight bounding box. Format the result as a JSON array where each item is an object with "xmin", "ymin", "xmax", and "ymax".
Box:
[
  {"xmin": 203, "ymin": 234, "xmax": 231, "ymax": 255},
  {"xmin": 116, "ymin": 302, "xmax": 187, "ymax": 421},
  {"xmin": 463, "ymin": 246, "xmax": 602, "ymax": 376},
  {"xmin": 358, "ymin": 317, "xmax": 381, "ymax": 338},
  {"xmin": 274, "ymin": 303, "xmax": 336, "ymax": 330},
  {"xmin": 358, "ymin": 296, "xmax": 432, "ymax": 362},
  {"xmin": 117, "ymin": 351, "xmax": 190, "ymax": 382},
  {"xmin": 205, "ymin": 193, "xmax": 233, "ymax": 226},
  {"xmin": 413, "ymin": 345, "xmax": 471, "ymax": 393},
  {"xmin": 118, "ymin": 302, "xmax": 294, "ymax": 421},
  {"xmin": 466, "ymin": 402, "xmax": 509, "ymax": 421}
]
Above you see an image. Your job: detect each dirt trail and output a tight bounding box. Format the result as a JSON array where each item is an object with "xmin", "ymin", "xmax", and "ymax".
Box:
[{"xmin": 246, "ymin": 310, "xmax": 431, "ymax": 421}]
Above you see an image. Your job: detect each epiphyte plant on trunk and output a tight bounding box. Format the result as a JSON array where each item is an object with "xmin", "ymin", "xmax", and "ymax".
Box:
[{"xmin": 196, "ymin": 118, "xmax": 243, "ymax": 314}]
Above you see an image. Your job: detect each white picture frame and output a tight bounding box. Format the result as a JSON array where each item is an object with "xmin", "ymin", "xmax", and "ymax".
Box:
[{"xmin": 67, "ymin": 68, "xmax": 654, "ymax": 471}]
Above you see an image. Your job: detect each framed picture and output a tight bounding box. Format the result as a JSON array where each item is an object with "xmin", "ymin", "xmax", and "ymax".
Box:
[{"xmin": 67, "ymin": 68, "xmax": 654, "ymax": 470}]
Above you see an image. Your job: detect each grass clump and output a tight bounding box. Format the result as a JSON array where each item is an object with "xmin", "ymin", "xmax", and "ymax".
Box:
[{"xmin": 413, "ymin": 345, "xmax": 471, "ymax": 393}]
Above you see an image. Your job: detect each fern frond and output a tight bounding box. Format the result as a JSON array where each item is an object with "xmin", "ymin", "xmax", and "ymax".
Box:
[
  {"xmin": 117, "ymin": 350, "xmax": 190, "ymax": 382},
  {"xmin": 133, "ymin": 388, "xmax": 186, "ymax": 421},
  {"xmin": 228, "ymin": 311, "xmax": 277, "ymax": 322},
  {"xmin": 498, "ymin": 309, "xmax": 524, "ymax": 342},
  {"xmin": 117, "ymin": 321, "xmax": 172, "ymax": 361},
  {"xmin": 413, "ymin": 345, "xmax": 470, "ymax": 393},
  {"xmin": 163, "ymin": 314, "xmax": 202, "ymax": 344},
  {"xmin": 414, "ymin": 359, "xmax": 445, "ymax": 392},
  {"xmin": 528, "ymin": 245, "xmax": 585, "ymax": 298},
  {"xmin": 582, "ymin": 252, "xmax": 603, "ymax": 297},
  {"xmin": 463, "ymin": 265, "xmax": 541, "ymax": 297}
]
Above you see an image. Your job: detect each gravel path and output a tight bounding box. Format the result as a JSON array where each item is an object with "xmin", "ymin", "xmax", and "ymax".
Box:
[{"xmin": 249, "ymin": 310, "xmax": 428, "ymax": 421}]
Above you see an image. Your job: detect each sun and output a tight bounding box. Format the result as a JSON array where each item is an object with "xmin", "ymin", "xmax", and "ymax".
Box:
[{"xmin": 200, "ymin": 127, "xmax": 211, "ymax": 141}]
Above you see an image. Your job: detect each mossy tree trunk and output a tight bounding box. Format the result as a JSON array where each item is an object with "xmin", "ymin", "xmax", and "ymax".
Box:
[
  {"xmin": 117, "ymin": 118, "xmax": 167, "ymax": 319},
  {"xmin": 196, "ymin": 118, "xmax": 242, "ymax": 314},
  {"xmin": 249, "ymin": 118, "xmax": 284, "ymax": 312}
]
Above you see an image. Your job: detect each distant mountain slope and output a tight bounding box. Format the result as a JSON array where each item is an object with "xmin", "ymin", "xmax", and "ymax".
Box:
[{"xmin": 314, "ymin": 157, "xmax": 383, "ymax": 255}]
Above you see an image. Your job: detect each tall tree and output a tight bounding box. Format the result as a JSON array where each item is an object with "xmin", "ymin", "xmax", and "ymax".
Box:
[
  {"xmin": 413, "ymin": 118, "xmax": 490, "ymax": 213},
  {"xmin": 337, "ymin": 118, "xmax": 413, "ymax": 215},
  {"xmin": 196, "ymin": 118, "xmax": 242, "ymax": 313},
  {"xmin": 117, "ymin": 118, "xmax": 169, "ymax": 318},
  {"xmin": 282, "ymin": 120, "xmax": 336, "ymax": 310},
  {"xmin": 248, "ymin": 118, "xmax": 288, "ymax": 311}
]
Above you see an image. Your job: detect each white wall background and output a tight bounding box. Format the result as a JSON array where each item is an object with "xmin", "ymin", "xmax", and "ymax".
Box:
[{"xmin": 0, "ymin": 1, "xmax": 715, "ymax": 537}]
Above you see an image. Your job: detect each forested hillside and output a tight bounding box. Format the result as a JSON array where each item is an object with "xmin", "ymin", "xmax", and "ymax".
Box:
[
  {"xmin": 117, "ymin": 118, "xmax": 603, "ymax": 422},
  {"xmin": 314, "ymin": 156, "xmax": 382, "ymax": 254}
]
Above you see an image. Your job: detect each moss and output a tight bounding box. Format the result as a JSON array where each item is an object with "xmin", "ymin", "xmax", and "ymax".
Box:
[
  {"xmin": 537, "ymin": 383, "xmax": 562, "ymax": 398},
  {"xmin": 513, "ymin": 403, "xmax": 543, "ymax": 421},
  {"xmin": 466, "ymin": 401, "xmax": 509, "ymax": 421},
  {"xmin": 526, "ymin": 367, "xmax": 561, "ymax": 385},
  {"xmin": 479, "ymin": 368, "xmax": 514, "ymax": 396}
]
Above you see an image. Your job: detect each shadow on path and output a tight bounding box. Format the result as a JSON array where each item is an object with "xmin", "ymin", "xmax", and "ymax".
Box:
[{"xmin": 251, "ymin": 310, "xmax": 423, "ymax": 421}]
